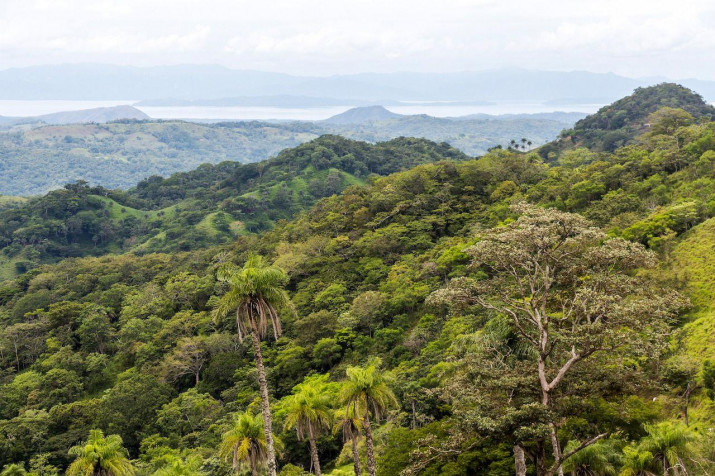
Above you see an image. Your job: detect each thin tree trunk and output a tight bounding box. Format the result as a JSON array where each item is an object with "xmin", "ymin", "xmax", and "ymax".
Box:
[
  {"xmin": 411, "ymin": 399, "xmax": 417, "ymax": 430},
  {"xmin": 308, "ymin": 421, "xmax": 322, "ymax": 476},
  {"xmin": 363, "ymin": 406, "xmax": 377, "ymax": 476},
  {"xmin": 13, "ymin": 341, "xmax": 19, "ymax": 371},
  {"xmin": 251, "ymin": 331, "xmax": 277, "ymax": 476},
  {"xmin": 352, "ymin": 435, "xmax": 362, "ymax": 476},
  {"xmin": 514, "ymin": 444, "xmax": 527, "ymax": 476},
  {"xmin": 683, "ymin": 381, "xmax": 693, "ymax": 426},
  {"xmin": 549, "ymin": 422, "xmax": 564, "ymax": 476}
]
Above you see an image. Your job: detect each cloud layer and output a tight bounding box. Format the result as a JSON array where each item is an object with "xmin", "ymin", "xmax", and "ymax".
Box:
[{"xmin": 1, "ymin": 0, "xmax": 713, "ymax": 78}]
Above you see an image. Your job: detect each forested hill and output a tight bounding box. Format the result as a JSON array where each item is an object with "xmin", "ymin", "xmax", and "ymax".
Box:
[
  {"xmin": 0, "ymin": 82, "xmax": 714, "ymax": 475},
  {"xmin": 541, "ymin": 82, "xmax": 715, "ymax": 154},
  {"xmin": 0, "ymin": 136, "xmax": 468, "ymax": 278},
  {"xmin": 0, "ymin": 120, "xmax": 317, "ymax": 196},
  {"xmin": 0, "ymin": 113, "xmax": 573, "ymax": 197}
]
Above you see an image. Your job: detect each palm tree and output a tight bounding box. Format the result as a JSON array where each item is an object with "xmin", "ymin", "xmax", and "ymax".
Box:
[
  {"xmin": 619, "ymin": 446, "xmax": 657, "ymax": 476},
  {"xmin": 333, "ymin": 406, "xmax": 363, "ymax": 476},
  {"xmin": 219, "ymin": 411, "xmax": 283, "ymax": 476},
  {"xmin": 67, "ymin": 429, "xmax": 135, "ymax": 476},
  {"xmin": 283, "ymin": 380, "xmax": 332, "ymax": 475},
  {"xmin": 213, "ymin": 255, "xmax": 294, "ymax": 476},
  {"xmin": 562, "ymin": 440, "xmax": 619, "ymax": 476},
  {"xmin": 639, "ymin": 422, "xmax": 696, "ymax": 476},
  {"xmin": 0, "ymin": 464, "xmax": 27, "ymax": 476},
  {"xmin": 340, "ymin": 364, "xmax": 397, "ymax": 476},
  {"xmin": 152, "ymin": 454, "xmax": 202, "ymax": 476}
]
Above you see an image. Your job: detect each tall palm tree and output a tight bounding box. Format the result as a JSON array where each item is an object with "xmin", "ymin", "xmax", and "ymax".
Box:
[
  {"xmin": 213, "ymin": 255, "xmax": 294, "ymax": 476},
  {"xmin": 283, "ymin": 381, "xmax": 332, "ymax": 475},
  {"xmin": 333, "ymin": 406, "xmax": 363, "ymax": 476},
  {"xmin": 67, "ymin": 429, "xmax": 135, "ymax": 476},
  {"xmin": 219, "ymin": 411, "xmax": 283, "ymax": 476},
  {"xmin": 639, "ymin": 422, "xmax": 696, "ymax": 476},
  {"xmin": 562, "ymin": 440, "xmax": 619, "ymax": 476},
  {"xmin": 340, "ymin": 364, "xmax": 397, "ymax": 476}
]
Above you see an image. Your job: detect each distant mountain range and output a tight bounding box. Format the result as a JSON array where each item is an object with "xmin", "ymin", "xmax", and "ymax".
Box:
[
  {"xmin": 135, "ymin": 95, "xmax": 399, "ymax": 108},
  {"xmin": 0, "ymin": 105, "xmax": 149, "ymax": 127},
  {"xmin": 1, "ymin": 64, "xmax": 714, "ymax": 104}
]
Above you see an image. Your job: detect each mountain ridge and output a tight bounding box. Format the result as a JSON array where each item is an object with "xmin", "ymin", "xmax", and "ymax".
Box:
[{"xmin": 2, "ymin": 64, "xmax": 715, "ymax": 102}]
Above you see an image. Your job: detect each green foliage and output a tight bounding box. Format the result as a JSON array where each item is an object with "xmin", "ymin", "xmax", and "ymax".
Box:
[
  {"xmin": 553, "ymin": 83, "xmax": 715, "ymax": 152},
  {"xmin": 0, "ymin": 136, "xmax": 470, "ymax": 279},
  {"xmin": 218, "ymin": 411, "xmax": 275, "ymax": 475},
  {"xmin": 67, "ymin": 429, "xmax": 135, "ymax": 476},
  {"xmin": 0, "ymin": 89, "xmax": 714, "ymax": 475}
]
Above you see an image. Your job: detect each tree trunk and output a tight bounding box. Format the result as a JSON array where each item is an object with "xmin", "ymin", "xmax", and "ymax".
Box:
[
  {"xmin": 251, "ymin": 331, "xmax": 277, "ymax": 476},
  {"xmin": 549, "ymin": 422, "xmax": 564, "ymax": 476},
  {"xmin": 363, "ymin": 406, "xmax": 377, "ymax": 476},
  {"xmin": 683, "ymin": 381, "xmax": 693, "ymax": 426},
  {"xmin": 352, "ymin": 435, "xmax": 362, "ymax": 476},
  {"xmin": 536, "ymin": 442, "xmax": 548, "ymax": 476},
  {"xmin": 411, "ymin": 399, "xmax": 417, "ymax": 430},
  {"xmin": 308, "ymin": 422, "xmax": 322, "ymax": 476},
  {"xmin": 514, "ymin": 444, "xmax": 527, "ymax": 476}
]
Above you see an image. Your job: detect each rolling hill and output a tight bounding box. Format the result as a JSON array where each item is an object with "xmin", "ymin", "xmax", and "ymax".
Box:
[
  {"xmin": 0, "ymin": 136, "xmax": 469, "ymax": 278},
  {"xmin": 0, "ymin": 111, "xmax": 578, "ymax": 196},
  {"xmin": 540, "ymin": 83, "xmax": 715, "ymax": 155},
  {"xmin": 323, "ymin": 106, "xmax": 402, "ymax": 124}
]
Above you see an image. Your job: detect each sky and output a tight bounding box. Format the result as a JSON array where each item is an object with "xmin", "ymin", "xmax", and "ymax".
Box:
[{"xmin": 1, "ymin": 0, "xmax": 714, "ymax": 79}]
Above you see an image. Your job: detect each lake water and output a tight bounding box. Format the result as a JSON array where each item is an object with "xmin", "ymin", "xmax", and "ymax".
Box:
[{"xmin": 0, "ymin": 99, "xmax": 605, "ymax": 121}]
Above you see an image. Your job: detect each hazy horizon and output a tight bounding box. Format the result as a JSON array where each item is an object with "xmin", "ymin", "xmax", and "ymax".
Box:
[{"xmin": 0, "ymin": 63, "xmax": 704, "ymax": 81}]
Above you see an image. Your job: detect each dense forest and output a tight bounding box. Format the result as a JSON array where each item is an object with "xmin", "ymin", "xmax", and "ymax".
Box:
[
  {"xmin": 0, "ymin": 136, "xmax": 467, "ymax": 279},
  {"xmin": 0, "ymin": 84, "xmax": 714, "ymax": 476},
  {"xmin": 543, "ymin": 83, "xmax": 715, "ymax": 154}
]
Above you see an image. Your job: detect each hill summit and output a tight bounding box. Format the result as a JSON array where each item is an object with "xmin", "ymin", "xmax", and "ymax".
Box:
[
  {"xmin": 542, "ymin": 83, "xmax": 715, "ymax": 154},
  {"xmin": 324, "ymin": 105, "xmax": 402, "ymax": 124},
  {"xmin": 36, "ymin": 105, "xmax": 150, "ymax": 125}
]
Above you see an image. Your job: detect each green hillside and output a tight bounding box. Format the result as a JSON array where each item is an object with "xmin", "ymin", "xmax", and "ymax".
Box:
[
  {"xmin": 540, "ymin": 83, "xmax": 715, "ymax": 155},
  {"xmin": 0, "ymin": 85, "xmax": 714, "ymax": 476},
  {"xmin": 0, "ymin": 136, "xmax": 469, "ymax": 276},
  {"xmin": 666, "ymin": 218, "xmax": 715, "ymax": 361},
  {"xmin": 0, "ymin": 115, "xmax": 575, "ymax": 197},
  {"xmin": 0, "ymin": 120, "xmax": 318, "ymax": 196}
]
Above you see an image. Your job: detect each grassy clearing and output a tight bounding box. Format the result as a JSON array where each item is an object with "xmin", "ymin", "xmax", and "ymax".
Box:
[
  {"xmin": 91, "ymin": 195, "xmax": 175, "ymax": 220},
  {"xmin": 667, "ymin": 217, "xmax": 715, "ymax": 362}
]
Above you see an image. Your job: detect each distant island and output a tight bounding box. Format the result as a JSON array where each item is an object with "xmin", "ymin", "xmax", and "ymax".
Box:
[
  {"xmin": 322, "ymin": 105, "xmax": 402, "ymax": 124},
  {"xmin": 0, "ymin": 105, "xmax": 149, "ymax": 127}
]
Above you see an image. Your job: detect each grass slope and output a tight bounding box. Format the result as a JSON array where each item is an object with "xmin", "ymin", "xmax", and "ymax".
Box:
[{"xmin": 668, "ymin": 218, "xmax": 715, "ymax": 361}]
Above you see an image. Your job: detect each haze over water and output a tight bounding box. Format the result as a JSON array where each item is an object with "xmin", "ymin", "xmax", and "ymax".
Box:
[{"xmin": 0, "ymin": 99, "xmax": 605, "ymax": 121}]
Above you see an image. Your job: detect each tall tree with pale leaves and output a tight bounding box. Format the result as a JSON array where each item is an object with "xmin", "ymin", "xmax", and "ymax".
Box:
[{"xmin": 428, "ymin": 204, "xmax": 685, "ymax": 476}]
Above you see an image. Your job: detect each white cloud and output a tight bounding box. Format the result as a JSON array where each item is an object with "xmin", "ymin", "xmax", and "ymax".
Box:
[{"xmin": 0, "ymin": 0, "xmax": 712, "ymax": 78}]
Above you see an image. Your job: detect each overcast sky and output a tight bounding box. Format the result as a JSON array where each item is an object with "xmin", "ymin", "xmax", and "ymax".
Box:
[{"xmin": 1, "ymin": 0, "xmax": 714, "ymax": 79}]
